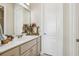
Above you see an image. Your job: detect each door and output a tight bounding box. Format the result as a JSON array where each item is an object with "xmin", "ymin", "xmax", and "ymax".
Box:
[{"xmin": 42, "ymin": 3, "xmax": 63, "ymax": 56}]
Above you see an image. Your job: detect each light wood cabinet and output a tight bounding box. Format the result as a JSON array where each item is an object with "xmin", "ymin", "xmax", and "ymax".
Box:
[
  {"xmin": 36, "ymin": 37, "xmax": 41, "ymax": 55},
  {"xmin": 21, "ymin": 36, "xmax": 41, "ymax": 56},
  {"xmin": 0, "ymin": 36, "xmax": 41, "ymax": 56},
  {"xmin": 22, "ymin": 49, "xmax": 32, "ymax": 56},
  {"xmin": 20, "ymin": 39, "xmax": 37, "ymax": 54},
  {"xmin": 37, "ymin": 42, "xmax": 41, "ymax": 55},
  {"xmin": 0, "ymin": 47, "xmax": 19, "ymax": 56},
  {"xmin": 22, "ymin": 44, "xmax": 37, "ymax": 56},
  {"xmin": 31, "ymin": 44, "xmax": 37, "ymax": 56}
]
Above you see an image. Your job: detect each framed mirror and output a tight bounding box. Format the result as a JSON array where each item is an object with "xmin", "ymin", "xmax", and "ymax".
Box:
[
  {"xmin": 0, "ymin": 5, "xmax": 4, "ymax": 34},
  {"xmin": 0, "ymin": 3, "xmax": 31, "ymax": 35}
]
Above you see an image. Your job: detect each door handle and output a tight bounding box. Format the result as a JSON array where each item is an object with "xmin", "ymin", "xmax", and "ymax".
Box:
[
  {"xmin": 76, "ymin": 39, "xmax": 79, "ymax": 42},
  {"xmin": 44, "ymin": 33, "xmax": 47, "ymax": 35}
]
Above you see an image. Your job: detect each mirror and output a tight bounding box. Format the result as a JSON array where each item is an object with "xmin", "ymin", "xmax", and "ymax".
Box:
[
  {"xmin": 14, "ymin": 3, "xmax": 31, "ymax": 35},
  {"xmin": 0, "ymin": 4, "xmax": 39, "ymax": 35},
  {"xmin": 22, "ymin": 5, "xmax": 31, "ymax": 25},
  {"xmin": 0, "ymin": 3, "xmax": 31, "ymax": 35},
  {"xmin": 0, "ymin": 5, "xmax": 4, "ymax": 34}
]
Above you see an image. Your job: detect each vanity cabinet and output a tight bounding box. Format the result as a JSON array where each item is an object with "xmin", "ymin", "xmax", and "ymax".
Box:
[{"xmin": 0, "ymin": 36, "xmax": 41, "ymax": 56}]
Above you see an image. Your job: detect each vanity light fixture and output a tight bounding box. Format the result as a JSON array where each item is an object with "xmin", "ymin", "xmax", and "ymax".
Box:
[
  {"xmin": 19, "ymin": 3, "xmax": 30, "ymax": 11},
  {"xmin": 24, "ymin": 3, "xmax": 30, "ymax": 6}
]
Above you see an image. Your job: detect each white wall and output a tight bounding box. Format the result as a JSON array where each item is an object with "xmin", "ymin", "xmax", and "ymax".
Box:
[
  {"xmin": 0, "ymin": 3, "xmax": 14, "ymax": 35},
  {"xmin": 30, "ymin": 3, "xmax": 41, "ymax": 26}
]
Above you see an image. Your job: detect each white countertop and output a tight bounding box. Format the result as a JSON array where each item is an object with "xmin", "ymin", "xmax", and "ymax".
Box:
[{"xmin": 0, "ymin": 35, "xmax": 39, "ymax": 54}]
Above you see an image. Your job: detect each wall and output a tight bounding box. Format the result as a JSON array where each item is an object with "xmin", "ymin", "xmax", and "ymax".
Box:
[
  {"xmin": 0, "ymin": 3, "xmax": 14, "ymax": 35},
  {"xmin": 30, "ymin": 3, "xmax": 41, "ymax": 26}
]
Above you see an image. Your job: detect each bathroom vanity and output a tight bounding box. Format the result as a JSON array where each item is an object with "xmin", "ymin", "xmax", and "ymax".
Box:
[
  {"xmin": 0, "ymin": 36, "xmax": 41, "ymax": 56},
  {"xmin": 0, "ymin": 4, "xmax": 41, "ymax": 56}
]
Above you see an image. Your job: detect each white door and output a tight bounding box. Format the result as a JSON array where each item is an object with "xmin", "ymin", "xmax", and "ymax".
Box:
[{"xmin": 42, "ymin": 3, "xmax": 63, "ymax": 56}]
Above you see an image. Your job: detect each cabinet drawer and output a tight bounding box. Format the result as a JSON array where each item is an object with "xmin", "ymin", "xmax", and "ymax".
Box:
[
  {"xmin": 20, "ymin": 39, "xmax": 36, "ymax": 54},
  {"xmin": 0, "ymin": 47, "xmax": 19, "ymax": 56},
  {"xmin": 22, "ymin": 44, "xmax": 37, "ymax": 56}
]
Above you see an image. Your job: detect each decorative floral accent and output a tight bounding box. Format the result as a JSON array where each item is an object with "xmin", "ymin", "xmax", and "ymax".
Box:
[
  {"xmin": 31, "ymin": 23, "xmax": 37, "ymax": 27},
  {"xmin": 22, "ymin": 23, "xmax": 39, "ymax": 35}
]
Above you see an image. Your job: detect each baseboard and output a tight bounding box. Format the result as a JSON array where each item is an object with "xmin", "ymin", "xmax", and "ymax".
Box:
[{"xmin": 40, "ymin": 52, "xmax": 52, "ymax": 56}]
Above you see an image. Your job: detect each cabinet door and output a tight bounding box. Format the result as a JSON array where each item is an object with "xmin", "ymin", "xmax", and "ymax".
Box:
[
  {"xmin": 0, "ymin": 47, "xmax": 19, "ymax": 56},
  {"xmin": 22, "ymin": 49, "xmax": 32, "ymax": 56},
  {"xmin": 20, "ymin": 39, "xmax": 36, "ymax": 54},
  {"xmin": 31, "ymin": 44, "xmax": 37, "ymax": 56},
  {"xmin": 22, "ymin": 44, "xmax": 38, "ymax": 56}
]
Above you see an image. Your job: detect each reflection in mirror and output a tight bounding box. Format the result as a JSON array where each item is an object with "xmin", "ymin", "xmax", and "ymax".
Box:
[
  {"xmin": 14, "ymin": 3, "xmax": 31, "ymax": 35},
  {"xmin": 23, "ymin": 6, "xmax": 30, "ymax": 25},
  {"xmin": 0, "ymin": 5, "xmax": 4, "ymax": 34}
]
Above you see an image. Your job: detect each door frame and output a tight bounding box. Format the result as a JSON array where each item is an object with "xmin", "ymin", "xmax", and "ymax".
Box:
[
  {"xmin": 68, "ymin": 4, "xmax": 76, "ymax": 56},
  {"xmin": 56, "ymin": 3, "xmax": 63, "ymax": 56}
]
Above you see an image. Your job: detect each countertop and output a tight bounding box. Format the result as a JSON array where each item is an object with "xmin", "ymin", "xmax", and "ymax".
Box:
[{"xmin": 0, "ymin": 35, "xmax": 39, "ymax": 54}]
